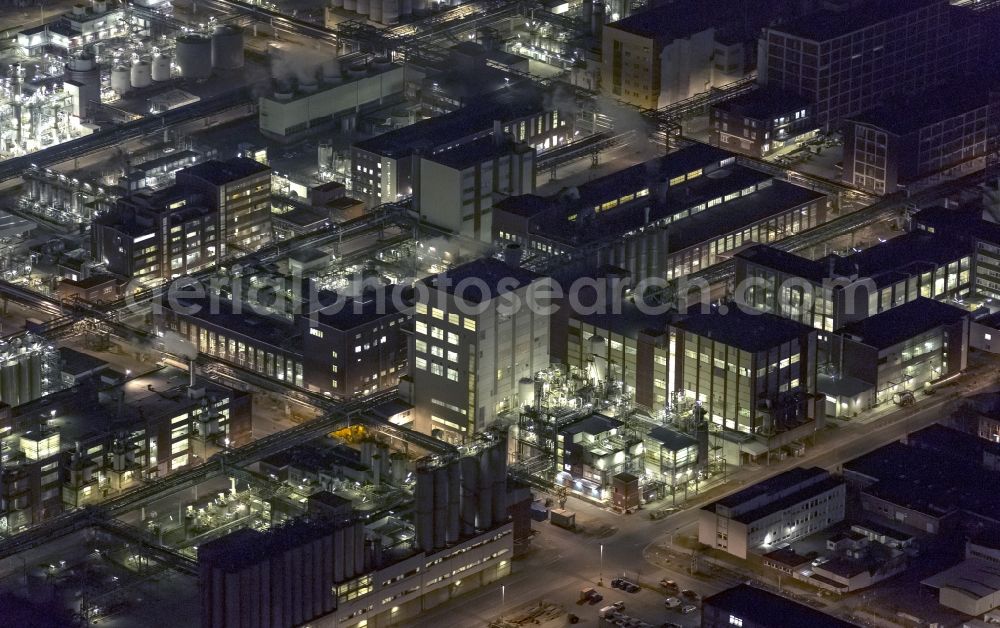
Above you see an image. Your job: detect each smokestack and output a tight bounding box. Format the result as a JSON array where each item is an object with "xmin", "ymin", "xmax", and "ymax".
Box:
[{"xmin": 188, "ymin": 358, "xmax": 196, "ymax": 387}]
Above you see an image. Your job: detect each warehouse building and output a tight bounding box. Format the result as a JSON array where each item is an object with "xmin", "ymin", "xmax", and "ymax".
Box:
[
  {"xmin": 698, "ymin": 466, "xmax": 845, "ymax": 559},
  {"xmin": 702, "ymin": 584, "xmax": 859, "ymax": 628},
  {"xmin": 494, "ymin": 144, "xmax": 830, "ymax": 283},
  {"xmin": 827, "ymin": 298, "xmax": 969, "ymax": 414}
]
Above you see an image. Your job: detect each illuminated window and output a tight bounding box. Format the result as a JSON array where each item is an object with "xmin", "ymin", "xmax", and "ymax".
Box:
[
  {"xmin": 669, "ymin": 175, "xmax": 685, "ymax": 186},
  {"xmin": 432, "ymin": 308, "xmax": 444, "ymax": 320},
  {"xmin": 415, "ymin": 302, "xmax": 428, "ymax": 315},
  {"xmin": 730, "ymin": 616, "xmax": 743, "ymax": 627},
  {"xmin": 600, "ymin": 200, "xmax": 618, "ymax": 212},
  {"xmin": 635, "ymin": 188, "xmax": 649, "ymax": 197},
  {"xmin": 309, "ymin": 328, "xmax": 324, "ymax": 338},
  {"xmin": 463, "ymin": 318, "xmax": 476, "ymax": 332},
  {"xmin": 448, "ymin": 313, "xmax": 459, "ymax": 325},
  {"xmin": 686, "ymin": 168, "xmax": 702, "ymax": 179},
  {"xmin": 415, "ymin": 339, "xmax": 427, "ymax": 353},
  {"xmin": 415, "ymin": 321, "xmax": 427, "ymax": 335}
]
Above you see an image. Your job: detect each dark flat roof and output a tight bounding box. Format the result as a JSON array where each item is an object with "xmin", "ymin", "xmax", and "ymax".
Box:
[
  {"xmin": 773, "ymin": 0, "xmax": 941, "ymax": 42},
  {"xmin": 179, "ymin": 157, "xmax": 269, "ymax": 186},
  {"xmin": 647, "ymin": 425, "xmax": 698, "ymax": 451},
  {"xmin": 354, "ymin": 85, "xmax": 549, "ymax": 158},
  {"xmin": 704, "ymin": 585, "xmax": 859, "ymax": 628},
  {"xmin": 849, "ymin": 78, "xmax": 992, "ymax": 135},
  {"xmin": 673, "ymin": 304, "xmax": 813, "ymax": 352},
  {"xmin": 426, "ymin": 137, "xmax": 529, "ymax": 169},
  {"xmin": 561, "ymin": 413, "xmax": 623, "ymax": 437},
  {"xmin": 838, "ymin": 298, "xmax": 968, "ymax": 350},
  {"xmin": 710, "ymin": 466, "xmax": 829, "ymax": 510},
  {"xmin": 424, "ymin": 258, "xmax": 543, "ymax": 304},
  {"xmin": 58, "ymin": 347, "xmax": 108, "ymax": 377},
  {"xmin": 714, "ymin": 87, "xmax": 810, "ymax": 120},
  {"xmin": 313, "ymin": 287, "xmax": 410, "ymax": 331}
]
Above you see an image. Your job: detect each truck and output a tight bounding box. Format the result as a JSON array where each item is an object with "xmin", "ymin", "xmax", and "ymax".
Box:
[{"xmin": 550, "ymin": 508, "xmax": 576, "ymax": 530}]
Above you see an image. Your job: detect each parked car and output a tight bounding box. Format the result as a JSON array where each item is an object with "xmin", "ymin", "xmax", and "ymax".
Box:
[
  {"xmin": 613, "ymin": 578, "xmax": 639, "ymax": 592},
  {"xmin": 664, "ymin": 597, "xmax": 681, "ymax": 609},
  {"xmin": 660, "ymin": 579, "xmax": 678, "ymax": 591},
  {"xmin": 681, "ymin": 604, "xmax": 697, "ymax": 614},
  {"xmin": 681, "ymin": 589, "xmax": 699, "ymax": 600}
]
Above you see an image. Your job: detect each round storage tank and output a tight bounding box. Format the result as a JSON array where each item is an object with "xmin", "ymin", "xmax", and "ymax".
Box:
[
  {"xmin": 369, "ymin": 0, "xmax": 382, "ymax": 23},
  {"xmin": 211, "ymin": 25, "xmax": 244, "ymax": 70},
  {"xmin": 110, "ymin": 65, "xmax": 131, "ymax": 94},
  {"xmin": 346, "ymin": 62, "xmax": 367, "ymax": 78},
  {"xmin": 175, "ymin": 34, "xmax": 212, "ymax": 80},
  {"xmin": 370, "ymin": 56, "xmax": 392, "ymax": 72},
  {"xmin": 344, "ymin": 0, "xmax": 356, "ymax": 10},
  {"xmin": 152, "ymin": 54, "xmax": 171, "ymax": 81},
  {"xmin": 331, "ymin": 0, "xmax": 343, "ymax": 7},
  {"xmin": 356, "ymin": 0, "xmax": 369, "ymax": 16},
  {"xmin": 382, "ymin": 0, "xmax": 399, "ymax": 24},
  {"xmin": 130, "ymin": 60, "xmax": 152, "ymax": 88}
]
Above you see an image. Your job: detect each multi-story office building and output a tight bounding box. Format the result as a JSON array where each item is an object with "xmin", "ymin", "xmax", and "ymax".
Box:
[
  {"xmin": 298, "ymin": 288, "xmax": 410, "ymax": 398},
  {"xmin": 407, "ymin": 258, "xmax": 551, "ymax": 441},
  {"xmin": 157, "ymin": 286, "xmax": 409, "ymax": 399},
  {"xmin": 703, "ymin": 584, "xmax": 858, "ymax": 628},
  {"xmin": 758, "ymin": 0, "xmax": 979, "ymax": 128},
  {"xmin": 0, "ymin": 367, "xmax": 251, "ymax": 533},
  {"xmin": 709, "ymin": 87, "xmax": 814, "ymax": 158},
  {"xmin": 735, "ymin": 229, "xmax": 973, "ymax": 336},
  {"xmin": 93, "ymin": 157, "xmax": 272, "ymax": 281},
  {"xmin": 601, "ymin": 0, "xmax": 794, "ymax": 109},
  {"xmin": 494, "ymin": 144, "xmax": 830, "ymax": 283},
  {"xmin": 698, "ymin": 466, "xmax": 845, "ymax": 559},
  {"xmin": 843, "ymin": 80, "xmax": 999, "ymax": 194},
  {"xmin": 414, "ymin": 136, "xmax": 535, "ymax": 242},
  {"xmin": 93, "ymin": 184, "xmax": 219, "ymax": 282},
  {"xmin": 828, "ymin": 298, "xmax": 969, "ymax": 413},
  {"xmin": 175, "ymin": 157, "xmax": 272, "ymax": 257},
  {"xmin": 911, "ymin": 205, "xmax": 1000, "ymax": 301},
  {"xmin": 671, "ymin": 306, "xmax": 819, "ymax": 442},
  {"xmin": 352, "ymin": 85, "xmax": 570, "ymax": 207}
]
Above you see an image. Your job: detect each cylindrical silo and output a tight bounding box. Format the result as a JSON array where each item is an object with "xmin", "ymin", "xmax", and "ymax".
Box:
[
  {"xmin": 28, "ymin": 353, "xmax": 40, "ymax": 402},
  {"xmin": 110, "ymin": 66, "xmax": 131, "ymax": 94},
  {"xmin": 447, "ymin": 460, "xmax": 461, "ymax": 544},
  {"xmin": 356, "ymin": 0, "xmax": 369, "ymax": 16},
  {"xmin": 412, "ymin": 0, "xmax": 426, "ymax": 12},
  {"xmin": 491, "ymin": 441, "xmax": 508, "ymax": 526},
  {"xmin": 211, "ymin": 25, "xmax": 244, "ymax": 70},
  {"xmin": 64, "ymin": 53, "xmax": 100, "ymax": 117},
  {"xmin": 390, "ymin": 452, "xmax": 407, "ymax": 485},
  {"xmin": 17, "ymin": 356, "xmax": 31, "ymax": 403},
  {"xmin": 460, "ymin": 455, "xmax": 478, "ymax": 537},
  {"xmin": 401, "ymin": 0, "xmax": 412, "ymax": 16},
  {"xmin": 130, "ymin": 60, "xmax": 152, "ymax": 88},
  {"xmin": 382, "ymin": 0, "xmax": 399, "ymax": 23},
  {"xmin": 343, "ymin": 521, "xmax": 356, "ymax": 578},
  {"xmin": 344, "ymin": 0, "xmax": 356, "ymax": 11},
  {"xmin": 346, "ymin": 62, "xmax": 367, "ymax": 79},
  {"xmin": 477, "ymin": 450, "xmax": 493, "ymax": 530},
  {"xmin": 354, "ymin": 523, "xmax": 365, "ymax": 573},
  {"xmin": 432, "ymin": 465, "xmax": 448, "ymax": 549},
  {"xmin": 333, "ymin": 525, "xmax": 345, "ymax": 582},
  {"xmin": 331, "ymin": 0, "xmax": 343, "ymax": 8},
  {"xmin": 2, "ymin": 363, "xmax": 17, "ymax": 405},
  {"xmin": 415, "ymin": 467, "xmax": 434, "ymax": 551},
  {"xmin": 369, "ymin": 0, "xmax": 382, "ymax": 23},
  {"xmin": 151, "ymin": 54, "xmax": 171, "ymax": 81},
  {"xmin": 175, "ymin": 34, "xmax": 212, "ymax": 79}
]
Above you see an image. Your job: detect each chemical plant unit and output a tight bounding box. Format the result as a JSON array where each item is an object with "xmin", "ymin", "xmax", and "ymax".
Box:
[
  {"xmin": 2, "ymin": 0, "xmax": 250, "ymax": 161},
  {"xmin": 510, "ymin": 366, "xmax": 719, "ymax": 509}
]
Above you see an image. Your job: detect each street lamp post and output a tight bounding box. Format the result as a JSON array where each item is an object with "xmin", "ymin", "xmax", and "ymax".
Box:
[{"xmin": 599, "ymin": 544, "xmax": 604, "ymax": 586}]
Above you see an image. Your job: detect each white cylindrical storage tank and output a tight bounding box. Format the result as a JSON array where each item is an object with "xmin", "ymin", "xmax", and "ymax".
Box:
[
  {"xmin": 176, "ymin": 34, "xmax": 212, "ymax": 80},
  {"xmin": 344, "ymin": 0, "xmax": 356, "ymax": 10},
  {"xmin": 130, "ymin": 60, "xmax": 152, "ymax": 88},
  {"xmin": 382, "ymin": 0, "xmax": 399, "ymax": 24},
  {"xmin": 332, "ymin": 0, "xmax": 343, "ymax": 7},
  {"xmin": 211, "ymin": 25, "xmax": 244, "ymax": 70},
  {"xmin": 369, "ymin": 0, "xmax": 382, "ymax": 22},
  {"xmin": 412, "ymin": 0, "xmax": 426, "ymax": 12},
  {"xmin": 415, "ymin": 467, "xmax": 434, "ymax": 551},
  {"xmin": 298, "ymin": 79, "xmax": 318, "ymax": 94},
  {"xmin": 432, "ymin": 465, "xmax": 448, "ymax": 549},
  {"xmin": 356, "ymin": 0, "xmax": 369, "ymax": 15},
  {"xmin": 477, "ymin": 450, "xmax": 493, "ymax": 530},
  {"xmin": 460, "ymin": 455, "xmax": 478, "ymax": 536},
  {"xmin": 110, "ymin": 65, "xmax": 131, "ymax": 94},
  {"xmin": 518, "ymin": 377, "xmax": 535, "ymax": 409},
  {"xmin": 447, "ymin": 460, "xmax": 461, "ymax": 544},
  {"xmin": 152, "ymin": 54, "xmax": 171, "ymax": 81},
  {"xmin": 401, "ymin": 0, "xmax": 413, "ymax": 15}
]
